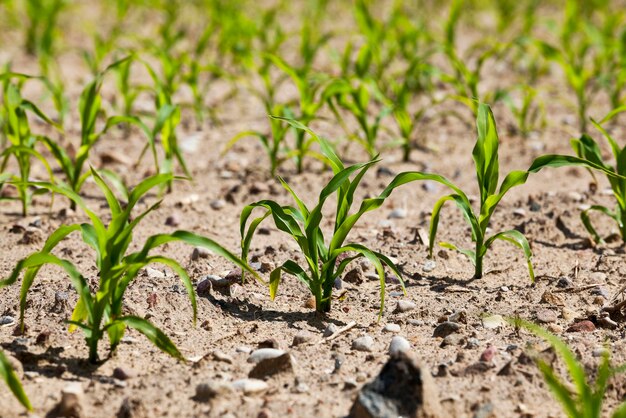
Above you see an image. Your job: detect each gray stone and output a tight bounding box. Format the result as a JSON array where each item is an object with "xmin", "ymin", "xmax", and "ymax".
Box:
[
  {"xmin": 349, "ymin": 351, "xmax": 442, "ymax": 418},
  {"xmin": 422, "ymin": 260, "xmax": 436, "ymax": 273},
  {"xmin": 433, "ymin": 321, "xmax": 461, "ymax": 338},
  {"xmin": 395, "ymin": 300, "xmax": 417, "ymax": 313},
  {"xmin": 388, "ymin": 208, "xmax": 407, "ymax": 219},
  {"xmin": 195, "ymin": 380, "xmax": 234, "ymax": 401},
  {"xmin": 382, "ymin": 324, "xmax": 401, "ymax": 333},
  {"xmin": 536, "ymin": 309, "xmax": 557, "ymax": 324},
  {"xmin": 323, "ymin": 323, "xmax": 338, "ymax": 338},
  {"xmin": 210, "ymin": 199, "xmax": 226, "ymax": 210},
  {"xmin": 247, "ymin": 348, "xmax": 286, "ymax": 364},
  {"xmin": 352, "ymin": 336, "xmax": 375, "ymax": 352},
  {"xmin": 292, "ymin": 331, "xmax": 314, "ymax": 346},
  {"xmin": 0, "ymin": 316, "xmax": 15, "ymax": 326},
  {"xmin": 388, "ymin": 336, "xmax": 411, "ymax": 357},
  {"xmin": 232, "ymin": 379, "xmax": 268, "ymax": 395},
  {"xmin": 249, "ymin": 352, "xmax": 294, "ymax": 379}
]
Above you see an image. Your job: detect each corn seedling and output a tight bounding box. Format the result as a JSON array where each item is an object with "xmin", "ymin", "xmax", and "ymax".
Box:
[
  {"xmin": 0, "ymin": 169, "xmax": 257, "ymax": 363},
  {"xmin": 501, "ymin": 84, "xmax": 545, "ymax": 137},
  {"xmin": 24, "ymin": 0, "xmax": 65, "ymax": 74},
  {"xmin": 41, "ymin": 57, "xmax": 132, "ymax": 208},
  {"xmin": 325, "ymin": 78, "xmax": 392, "ymax": 158},
  {"xmin": 381, "ymin": 104, "xmax": 616, "ymax": 279},
  {"xmin": 0, "ymin": 74, "xmax": 59, "ymax": 216},
  {"xmin": 0, "ymin": 349, "xmax": 31, "ymax": 411},
  {"xmin": 223, "ymin": 105, "xmax": 292, "ymax": 176},
  {"xmin": 570, "ymin": 108, "xmax": 626, "ymax": 244},
  {"xmin": 513, "ymin": 319, "xmax": 626, "ymax": 418},
  {"xmin": 240, "ymin": 121, "xmax": 402, "ymax": 313}
]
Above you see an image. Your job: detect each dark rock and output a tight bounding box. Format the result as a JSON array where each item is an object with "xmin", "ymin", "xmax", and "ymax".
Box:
[
  {"xmin": 349, "ymin": 351, "xmax": 442, "ymax": 418},
  {"xmin": 567, "ymin": 320, "xmax": 596, "ymax": 332},
  {"xmin": 249, "ymin": 352, "xmax": 294, "ymax": 379},
  {"xmin": 116, "ymin": 397, "xmax": 148, "ymax": 418},
  {"xmin": 344, "ymin": 266, "xmax": 364, "ymax": 285},
  {"xmin": 433, "ymin": 322, "xmax": 461, "ymax": 338}
]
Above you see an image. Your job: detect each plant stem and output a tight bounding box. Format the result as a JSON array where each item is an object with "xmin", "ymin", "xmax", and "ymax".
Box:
[{"xmin": 474, "ymin": 239, "xmax": 484, "ymax": 279}]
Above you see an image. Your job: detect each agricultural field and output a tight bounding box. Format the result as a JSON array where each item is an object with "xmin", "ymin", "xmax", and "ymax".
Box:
[{"xmin": 2, "ymin": 0, "xmax": 626, "ymax": 417}]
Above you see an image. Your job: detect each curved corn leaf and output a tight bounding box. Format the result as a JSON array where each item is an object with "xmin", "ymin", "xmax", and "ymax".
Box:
[
  {"xmin": 270, "ymin": 260, "xmax": 311, "ymax": 299},
  {"xmin": 580, "ymin": 205, "xmax": 617, "ymax": 244},
  {"xmin": 484, "ymin": 230, "xmax": 534, "ymax": 281},
  {"xmin": 117, "ymin": 316, "xmax": 184, "ymax": 361},
  {"xmin": 0, "ymin": 350, "xmax": 31, "ymax": 411}
]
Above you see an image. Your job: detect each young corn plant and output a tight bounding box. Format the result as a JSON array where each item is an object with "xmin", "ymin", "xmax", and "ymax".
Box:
[
  {"xmin": 501, "ymin": 84, "xmax": 546, "ymax": 137},
  {"xmin": 513, "ymin": 319, "xmax": 626, "ymax": 418},
  {"xmin": 240, "ymin": 122, "xmax": 402, "ymax": 314},
  {"xmin": 24, "ymin": 0, "xmax": 65, "ymax": 74},
  {"xmin": 0, "ymin": 169, "xmax": 257, "ymax": 364},
  {"xmin": 569, "ymin": 109, "xmax": 626, "ymax": 244},
  {"xmin": 0, "ymin": 75, "xmax": 59, "ymax": 216},
  {"xmin": 223, "ymin": 105, "xmax": 292, "ymax": 177},
  {"xmin": 0, "ymin": 350, "xmax": 31, "ymax": 411},
  {"xmin": 325, "ymin": 78, "xmax": 392, "ymax": 158},
  {"xmin": 41, "ymin": 57, "xmax": 131, "ymax": 208},
  {"xmin": 381, "ymin": 104, "xmax": 618, "ymax": 279}
]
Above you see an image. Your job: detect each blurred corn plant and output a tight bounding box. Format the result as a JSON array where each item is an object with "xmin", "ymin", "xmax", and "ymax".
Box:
[
  {"xmin": 0, "ymin": 350, "xmax": 31, "ymax": 411},
  {"xmin": 500, "ymin": 84, "xmax": 546, "ymax": 137},
  {"xmin": 24, "ymin": 0, "xmax": 66, "ymax": 73},
  {"xmin": 40, "ymin": 57, "xmax": 132, "ymax": 208},
  {"xmin": 513, "ymin": 319, "xmax": 626, "ymax": 418},
  {"xmin": 240, "ymin": 121, "xmax": 403, "ymax": 314},
  {"xmin": 0, "ymin": 169, "xmax": 258, "ymax": 364},
  {"xmin": 0, "ymin": 73, "xmax": 60, "ymax": 216}
]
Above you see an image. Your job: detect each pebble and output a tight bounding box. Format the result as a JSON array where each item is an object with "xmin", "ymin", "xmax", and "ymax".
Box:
[
  {"xmin": 591, "ymin": 286, "xmax": 610, "ymax": 299},
  {"xmin": 232, "ymin": 379, "xmax": 269, "ymax": 395},
  {"xmin": 422, "ymin": 260, "xmax": 436, "ymax": 272},
  {"xmin": 112, "ymin": 367, "xmax": 135, "ymax": 381},
  {"xmin": 165, "ymin": 214, "xmax": 181, "ymax": 227},
  {"xmin": 441, "ymin": 334, "xmax": 465, "ymax": 347},
  {"xmin": 512, "ymin": 208, "xmax": 526, "ymax": 217},
  {"xmin": 448, "ymin": 311, "xmax": 467, "ymax": 324},
  {"xmin": 556, "ymin": 277, "xmax": 573, "ymax": 288},
  {"xmin": 343, "ymin": 267, "xmax": 364, "ymax": 284},
  {"xmin": 304, "ymin": 296, "xmax": 316, "ymax": 309},
  {"xmin": 352, "ymin": 335, "xmax": 374, "ymax": 352},
  {"xmin": 247, "ymin": 348, "xmax": 286, "ymax": 364},
  {"xmin": 191, "ymin": 247, "xmax": 210, "ymax": 261},
  {"xmin": 547, "ymin": 324, "xmax": 564, "ymax": 333},
  {"xmin": 592, "ymin": 347, "xmax": 609, "ymax": 357},
  {"xmin": 236, "ymin": 346, "xmax": 252, "ymax": 354},
  {"xmin": 195, "ymin": 380, "xmax": 234, "ymax": 401},
  {"xmin": 388, "ymin": 208, "xmax": 407, "ymax": 219},
  {"xmin": 210, "ymin": 199, "xmax": 226, "ymax": 210},
  {"xmin": 482, "ymin": 314, "xmax": 505, "ymax": 329},
  {"xmin": 334, "ymin": 278, "xmax": 343, "ymax": 290},
  {"xmin": 480, "ymin": 345, "xmax": 497, "ymax": 362},
  {"xmin": 388, "ymin": 336, "xmax": 411, "ymax": 357},
  {"xmin": 292, "ymin": 331, "xmax": 314, "ymax": 346},
  {"xmin": 567, "ymin": 191, "xmax": 584, "ymax": 202},
  {"xmin": 589, "ymin": 272, "xmax": 607, "ymax": 282},
  {"xmin": 536, "ymin": 309, "xmax": 558, "ymax": 324},
  {"xmin": 0, "ymin": 316, "xmax": 16, "ymax": 326},
  {"xmin": 249, "ymin": 352, "xmax": 294, "ymax": 379},
  {"xmin": 57, "ymin": 383, "xmax": 83, "ymax": 417},
  {"xmin": 213, "ymin": 350, "xmax": 234, "ymax": 364},
  {"xmin": 466, "ymin": 338, "xmax": 480, "ymax": 349},
  {"xmin": 394, "ymin": 300, "xmax": 417, "ymax": 313},
  {"xmin": 382, "ymin": 323, "xmax": 401, "ymax": 333},
  {"xmin": 145, "ymin": 267, "xmax": 165, "ymax": 279},
  {"xmin": 433, "ymin": 321, "xmax": 461, "ymax": 338},
  {"xmin": 567, "ymin": 320, "xmax": 596, "ymax": 333},
  {"xmin": 407, "ymin": 319, "xmax": 424, "ymax": 326},
  {"xmin": 323, "ymin": 324, "xmax": 338, "ymax": 338}
]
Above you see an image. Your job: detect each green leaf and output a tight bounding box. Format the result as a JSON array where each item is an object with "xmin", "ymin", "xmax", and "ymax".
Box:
[
  {"xmin": 117, "ymin": 316, "xmax": 184, "ymax": 361},
  {"xmin": 484, "ymin": 230, "xmax": 534, "ymax": 281},
  {"xmin": 0, "ymin": 350, "xmax": 32, "ymax": 410}
]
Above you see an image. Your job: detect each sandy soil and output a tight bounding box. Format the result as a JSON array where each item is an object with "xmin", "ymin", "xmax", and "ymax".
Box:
[{"xmin": 2, "ymin": 2, "xmax": 626, "ymax": 418}]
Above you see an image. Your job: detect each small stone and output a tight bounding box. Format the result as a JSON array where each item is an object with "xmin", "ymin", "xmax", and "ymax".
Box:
[
  {"xmin": 349, "ymin": 351, "xmax": 442, "ymax": 418},
  {"xmin": 53, "ymin": 383, "xmax": 83, "ymax": 417},
  {"xmin": 304, "ymin": 296, "xmax": 316, "ymax": 309},
  {"xmin": 145, "ymin": 267, "xmax": 165, "ymax": 279},
  {"xmin": 513, "ymin": 208, "xmax": 526, "ymax": 217},
  {"xmin": 0, "ymin": 316, "xmax": 16, "ymax": 327},
  {"xmin": 541, "ymin": 291, "xmax": 565, "ymax": 306},
  {"xmin": 388, "ymin": 208, "xmax": 407, "ymax": 219},
  {"xmin": 18, "ymin": 228, "xmax": 43, "ymax": 245},
  {"xmin": 195, "ymin": 380, "xmax": 234, "ymax": 401},
  {"xmin": 388, "ymin": 336, "xmax": 411, "ymax": 357},
  {"xmin": 323, "ymin": 324, "xmax": 338, "ymax": 338},
  {"xmin": 247, "ymin": 348, "xmax": 286, "ymax": 364},
  {"xmin": 422, "ymin": 260, "xmax": 436, "ymax": 273},
  {"xmin": 165, "ymin": 214, "xmax": 180, "ymax": 227},
  {"xmin": 591, "ymin": 286, "xmax": 609, "ymax": 299},
  {"xmin": 479, "ymin": 344, "xmax": 497, "ymax": 362},
  {"xmin": 344, "ymin": 266, "xmax": 364, "ymax": 284},
  {"xmin": 236, "ymin": 346, "xmax": 252, "ymax": 354},
  {"xmin": 249, "ymin": 352, "xmax": 294, "ymax": 379},
  {"xmin": 292, "ymin": 331, "xmax": 314, "ymax": 346},
  {"xmin": 592, "ymin": 347, "xmax": 609, "ymax": 357},
  {"xmin": 334, "ymin": 278, "xmax": 344, "ymax": 290},
  {"xmin": 394, "ymin": 300, "xmax": 417, "ymax": 313},
  {"xmin": 589, "ymin": 272, "xmax": 607, "ymax": 282},
  {"xmin": 232, "ymin": 379, "xmax": 268, "ymax": 395},
  {"xmin": 466, "ymin": 338, "xmax": 480, "ymax": 349},
  {"xmin": 344, "ymin": 378, "xmax": 358, "ymax": 390},
  {"xmin": 112, "ymin": 367, "xmax": 135, "ymax": 381},
  {"xmin": 441, "ymin": 334, "xmax": 465, "ymax": 347},
  {"xmin": 536, "ymin": 309, "xmax": 558, "ymax": 324},
  {"xmin": 567, "ymin": 320, "xmax": 596, "ymax": 333},
  {"xmin": 448, "ymin": 311, "xmax": 467, "ymax": 324},
  {"xmin": 210, "ymin": 199, "xmax": 226, "ymax": 210},
  {"xmin": 191, "ymin": 247, "xmax": 210, "ymax": 261},
  {"xmin": 382, "ymin": 323, "xmax": 401, "ymax": 333},
  {"xmin": 433, "ymin": 321, "xmax": 461, "ymax": 338},
  {"xmin": 482, "ymin": 314, "xmax": 505, "ymax": 329},
  {"xmin": 557, "ymin": 277, "xmax": 573, "ymax": 288},
  {"xmin": 352, "ymin": 335, "xmax": 374, "ymax": 352},
  {"xmin": 117, "ymin": 397, "xmax": 147, "ymax": 418},
  {"xmin": 213, "ymin": 350, "xmax": 234, "ymax": 364},
  {"xmin": 258, "ymin": 338, "xmax": 279, "ymax": 349},
  {"xmin": 547, "ymin": 324, "xmax": 564, "ymax": 334},
  {"xmin": 567, "ymin": 191, "xmax": 584, "ymax": 202}
]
